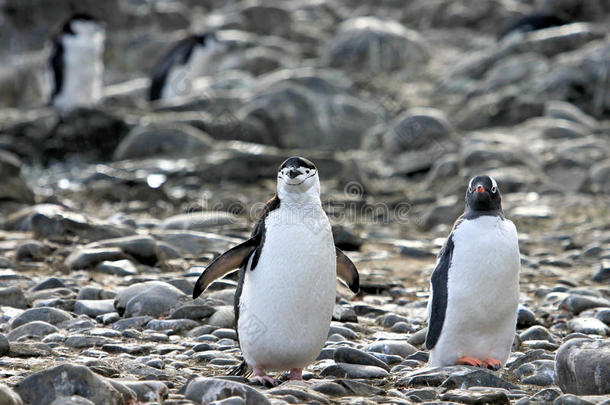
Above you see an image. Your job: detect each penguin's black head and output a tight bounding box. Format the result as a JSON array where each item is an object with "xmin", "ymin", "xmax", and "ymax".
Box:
[
  {"xmin": 277, "ymin": 156, "xmax": 319, "ymax": 197},
  {"xmin": 61, "ymin": 13, "xmax": 103, "ymax": 36},
  {"xmin": 465, "ymin": 175, "xmax": 502, "ymax": 213}
]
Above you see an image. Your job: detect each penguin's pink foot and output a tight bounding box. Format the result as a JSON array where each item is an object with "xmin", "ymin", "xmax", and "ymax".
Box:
[
  {"xmin": 289, "ymin": 368, "xmax": 303, "ymax": 381},
  {"xmin": 483, "ymin": 357, "xmax": 503, "ymax": 371},
  {"xmin": 252, "ymin": 367, "xmax": 278, "ymax": 387},
  {"xmin": 456, "ymin": 356, "xmax": 484, "ymax": 367}
]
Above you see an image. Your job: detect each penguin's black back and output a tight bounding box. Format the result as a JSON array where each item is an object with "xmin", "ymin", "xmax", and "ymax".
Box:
[{"xmin": 149, "ymin": 34, "xmax": 210, "ymax": 102}]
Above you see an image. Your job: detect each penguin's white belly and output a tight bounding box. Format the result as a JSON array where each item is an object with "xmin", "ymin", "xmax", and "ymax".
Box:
[
  {"xmin": 161, "ymin": 48, "xmax": 212, "ymax": 100},
  {"xmin": 53, "ymin": 34, "xmax": 104, "ymax": 109},
  {"xmin": 429, "ymin": 216, "xmax": 520, "ymax": 366},
  {"xmin": 238, "ymin": 207, "xmax": 336, "ymax": 370}
]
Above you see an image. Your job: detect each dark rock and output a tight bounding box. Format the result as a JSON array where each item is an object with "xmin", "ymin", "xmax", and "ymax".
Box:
[
  {"xmin": 65, "ymin": 248, "xmax": 129, "ymax": 270},
  {"xmin": 441, "ymin": 388, "xmax": 510, "ymax": 404},
  {"xmin": 96, "ymin": 260, "xmax": 137, "ymax": 276},
  {"xmin": 42, "ymin": 108, "xmax": 129, "ymax": 163},
  {"xmin": 183, "ymin": 377, "xmax": 271, "ymax": 405},
  {"xmin": 15, "ymin": 363, "xmax": 128, "ymax": 405},
  {"xmin": 515, "ymin": 360, "xmax": 557, "ymax": 386},
  {"xmin": 334, "ymin": 347, "xmax": 390, "ymax": 371},
  {"xmin": 208, "ymin": 306, "xmax": 235, "ymax": 328},
  {"xmin": 49, "ymin": 396, "xmax": 95, "ymax": 405},
  {"xmin": 65, "ymin": 335, "xmax": 111, "ymax": 349},
  {"xmin": 9, "ymin": 342, "xmax": 53, "ymax": 357},
  {"xmin": 326, "ymin": 16, "xmax": 427, "ymax": 72},
  {"xmin": 87, "ymin": 235, "xmax": 158, "ymax": 266},
  {"xmin": 0, "ymin": 334, "xmax": 9, "ymax": 355},
  {"xmin": 116, "ymin": 381, "xmax": 168, "ymax": 403},
  {"xmin": 561, "ymin": 295, "xmax": 610, "ymax": 315},
  {"xmin": 267, "ymin": 383, "xmax": 331, "ymax": 404},
  {"xmin": 146, "ymin": 319, "xmax": 198, "ymax": 333},
  {"xmin": 0, "ymin": 286, "xmax": 28, "ymax": 308},
  {"xmin": 555, "ymin": 338, "xmax": 610, "ymax": 395},
  {"xmin": 517, "ymin": 306, "xmax": 537, "ymax": 328},
  {"xmin": 530, "ymin": 388, "xmax": 562, "ymax": 403},
  {"xmin": 29, "ymin": 277, "xmax": 66, "ymax": 292},
  {"xmin": 169, "ymin": 304, "xmax": 215, "ymax": 320},
  {"xmin": 16, "ymin": 240, "xmax": 50, "ymax": 262},
  {"xmin": 77, "ymin": 287, "xmax": 116, "ymax": 301},
  {"xmin": 113, "ymin": 123, "xmax": 215, "ymax": 160},
  {"xmin": 336, "ymin": 363, "xmax": 388, "ymax": 378},
  {"xmin": 553, "ymin": 394, "xmax": 597, "ymax": 405},
  {"xmin": 332, "ymin": 226, "xmax": 363, "ymax": 251},
  {"xmin": 7, "ymin": 321, "xmax": 59, "ymax": 341},
  {"xmin": 590, "ymin": 161, "xmax": 610, "ymax": 195},
  {"xmin": 160, "ymin": 212, "xmax": 239, "ymax": 232},
  {"xmin": 10, "ymin": 307, "xmax": 72, "ymax": 329}
]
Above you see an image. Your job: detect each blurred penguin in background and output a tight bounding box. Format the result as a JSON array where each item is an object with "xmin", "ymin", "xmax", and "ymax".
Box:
[
  {"xmin": 149, "ymin": 32, "xmax": 222, "ymax": 102},
  {"xmin": 49, "ymin": 14, "xmax": 105, "ymax": 110}
]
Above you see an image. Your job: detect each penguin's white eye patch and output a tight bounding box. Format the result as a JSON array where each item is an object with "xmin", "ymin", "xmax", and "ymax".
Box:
[{"xmin": 491, "ymin": 186, "xmax": 497, "ymax": 193}]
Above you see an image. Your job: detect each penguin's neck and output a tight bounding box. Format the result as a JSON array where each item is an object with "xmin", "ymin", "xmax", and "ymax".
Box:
[
  {"xmin": 277, "ymin": 186, "xmax": 321, "ymax": 209},
  {"xmin": 463, "ymin": 207, "xmax": 504, "ymax": 220}
]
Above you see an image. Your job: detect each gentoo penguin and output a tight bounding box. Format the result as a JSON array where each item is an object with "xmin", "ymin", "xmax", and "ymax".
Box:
[
  {"xmin": 193, "ymin": 156, "xmax": 359, "ymax": 386},
  {"xmin": 49, "ymin": 14, "xmax": 105, "ymax": 110},
  {"xmin": 426, "ymin": 175, "xmax": 520, "ymax": 370},
  {"xmin": 149, "ymin": 33, "xmax": 222, "ymax": 102}
]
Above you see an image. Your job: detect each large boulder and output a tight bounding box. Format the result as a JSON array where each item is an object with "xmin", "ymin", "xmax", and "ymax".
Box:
[
  {"xmin": 239, "ymin": 69, "xmax": 384, "ymax": 149},
  {"xmin": 14, "ymin": 364, "xmax": 129, "ymax": 405},
  {"xmin": 325, "ymin": 16, "xmax": 428, "ymax": 72},
  {"xmin": 113, "ymin": 123, "xmax": 215, "ymax": 160},
  {"xmin": 555, "ymin": 338, "xmax": 610, "ymax": 395},
  {"xmin": 113, "ymin": 281, "xmax": 191, "ymax": 318}
]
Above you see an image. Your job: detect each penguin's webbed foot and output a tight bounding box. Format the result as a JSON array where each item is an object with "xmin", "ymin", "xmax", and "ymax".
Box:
[
  {"xmin": 288, "ymin": 368, "xmax": 310, "ymax": 384},
  {"xmin": 252, "ymin": 367, "xmax": 279, "ymax": 388},
  {"xmin": 456, "ymin": 356, "xmax": 484, "ymax": 367},
  {"xmin": 483, "ymin": 357, "xmax": 503, "ymax": 371}
]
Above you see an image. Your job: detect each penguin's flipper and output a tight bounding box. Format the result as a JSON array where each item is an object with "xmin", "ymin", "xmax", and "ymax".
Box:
[
  {"xmin": 336, "ymin": 247, "xmax": 360, "ymax": 293},
  {"xmin": 425, "ymin": 235, "xmax": 455, "ymax": 350},
  {"xmin": 192, "ymin": 238, "xmax": 258, "ymax": 298}
]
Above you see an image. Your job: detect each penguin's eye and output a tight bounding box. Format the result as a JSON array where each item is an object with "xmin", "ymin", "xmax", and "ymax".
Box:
[
  {"xmin": 491, "ymin": 186, "xmax": 497, "ymax": 193},
  {"xmin": 305, "ymin": 169, "xmax": 310, "ymax": 173}
]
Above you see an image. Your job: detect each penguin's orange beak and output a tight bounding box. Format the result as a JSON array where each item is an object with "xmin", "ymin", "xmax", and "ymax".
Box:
[{"xmin": 475, "ymin": 185, "xmax": 486, "ymax": 193}]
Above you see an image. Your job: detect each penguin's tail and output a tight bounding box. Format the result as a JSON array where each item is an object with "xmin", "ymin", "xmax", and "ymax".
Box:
[{"xmin": 228, "ymin": 360, "xmax": 250, "ymax": 377}]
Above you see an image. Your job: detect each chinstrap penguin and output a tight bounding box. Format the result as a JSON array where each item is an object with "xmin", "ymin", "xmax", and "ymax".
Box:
[
  {"xmin": 426, "ymin": 175, "xmax": 520, "ymax": 370},
  {"xmin": 49, "ymin": 14, "xmax": 105, "ymax": 110},
  {"xmin": 149, "ymin": 32, "xmax": 222, "ymax": 102},
  {"xmin": 193, "ymin": 156, "xmax": 359, "ymax": 386}
]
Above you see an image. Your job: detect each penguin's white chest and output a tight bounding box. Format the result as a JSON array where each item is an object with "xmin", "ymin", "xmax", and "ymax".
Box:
[
  {"xmin": 162, "ymin": 47, "xmax": 213, "ymax": 100},
  {"xmin": 238, "ymin": 205, "xmax": 336, "ymax": 370},
  {"xmin": 53, "ymin": 33, "xmax": 104, "ymax": 109},
  {"xmin": 429, "ymin": 216, "xmax": 520, "ymax": 366}
]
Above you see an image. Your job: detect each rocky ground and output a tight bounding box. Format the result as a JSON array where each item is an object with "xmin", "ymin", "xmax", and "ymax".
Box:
[{"xmin": 1, "ymin": 0, "xmax": 610, "ymax": 404}]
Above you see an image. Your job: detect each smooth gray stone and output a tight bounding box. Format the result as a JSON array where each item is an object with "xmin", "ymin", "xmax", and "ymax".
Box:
[
  {"xmin": 555, "ymin": 338, "xmax": 610, "ymax": 395},
  {"xmin": 10, "ymin": 307, "xmax": 72, "ymax": 329},
  {"xmin": 184, "ymin": 377, "xmax": 271, "ymax": 405},
  {"xmin": 7, "ymin": 321, "xmax": 59, "ymax": 341}
]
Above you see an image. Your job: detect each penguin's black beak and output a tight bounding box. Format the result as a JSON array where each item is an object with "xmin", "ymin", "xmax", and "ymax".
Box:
[{"xmin": 288, "ymin": 169, "xmax": 299, "ymax": 179}]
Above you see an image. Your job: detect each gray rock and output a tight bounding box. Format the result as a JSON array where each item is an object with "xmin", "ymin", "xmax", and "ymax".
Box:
[
  {"xmin": 530, "ymin": 388, "xmax": 562, "ymax": 403},
  {"xmin": 365, "ymin": 340, "xmax": 417, "ymax": 358},
  {"xmin": 113, "ymin": 281, "xmax": 189, "ymax": 318},
  {"xmin": 381, "ymin": 108, "xmax": 454, "ymax": 154},
  {"xmin": 118, "ymin": 381, "xmax": 168, "ymax": 403},
  {"xmin": 515, "ymin": 359, "xmax": 557, "ymax": 386},
  {"xmin": 0, "ymin": 383, "xmax": 23, "ymax": 405},
  {"xmin": 520, "ymin": 325, "xmax": 555, "ymax": 342},
  {"xmin": 326, "ymin": 17, "xmax": 428, "ymax": 72},
  {"xmin": 65, "ymin": 248, "xmax": 129, "ymax": 270},
  {"xmin": 0, "ymin": 334, "xmax": 9, "ymax": 355},
  {"xmin": 555, "ymin": 338, "xmax": 610, "ymax": 395},
  {"xmin": 568, "ymin": 318, "xmax": 609, "ymax": 336},
  {"xmin": 160, "ymin": 212, "xmax": 239, "ymax": 231},
  {"xmin": 29, "ymin": 277, "xmax": 66, "ymax": 292},
  {"xmin": 238, "ymin": 69, "xmax": 383, "ymax": 149},
  {"xmin": 440, "ymin": 367, "xmax": 518, "ymax": 390},
  {"xmin": 517, "ymin": 306, "xmax": 537, "ymax": 328},
  {"xmin": 15, "ymin": 363, "xmax": 128, "ymax": 405},
  {"xmin": 169, "ymin": 304, "xmax": 215, "ymax": 320},
  {"xmin": 267, "ymin": 383, "xmax": 331, "ymax": 404},
  {"xmin": 9, "ymin": 342, "xmax": 53, "ymax": 357},
  {"xmin": 208, "ymin": 306, "xmax": 236, "ymax": 328},
  {"xmin": 87, "ymin": 235, "xmax": 158, "ymax": 266},
  {"xmin": 49, "ymin": 397, "xmax": 95, "ymax": 405},
  {"xmin": 441, "ymin": 387, "xmax": 510, "ymax": 404},
  {"xmin": 0, "ymin": 286, "xmax": 28, "ymax": 309},
  {"xmin": 113, "ymin": 123, "xmax": 215, "ymax": 160},
  {"xmin": 77, "ymin": 287, "xmax": 116, "ymax": 301},
  {"xmin": 590, "ymin": 160, "xmax": 610, "ymax": 195},
  {"xmin": 16, "ymin": 240, "xmax": 50, "ymax": 262},
  {"xmin": 334, "ymin": 347, "xmax": 390, "ymax": 371},
  {"xmin": 312, "ymin": 381, "xmax": 348, "ymax": 397},
  {"xmin": 7, "ymin": 321, "xmax": 59, "ymax": 341},
  {"xmin": 64, "ymin": 335, "xmax": 111, "ymax": 349},
  {"xmin": 96, "ymin": 260, "xmax": 137, "ymax": 276},
  {"xmin": 0, "ymin": 150, "xmax": 35, "ymax": 204},
  {"xmin": 184, "ymin": 377, "xmax": 271, "ymax": 405},
  {"xmin": 146, "ymin": 319, "xmax": 198, "ymax": 333},
  {"xmin": 560, "ymin": 295, "xmax": 610, "ymax": 315},
  {"xmin": 10, "ymin": 307, "xmax": 72, "ymax": 329},
  {"xmin": 545, "ymin": 101, "xmax": 599, "ymax": 131}
]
